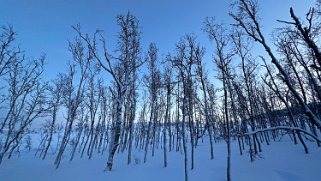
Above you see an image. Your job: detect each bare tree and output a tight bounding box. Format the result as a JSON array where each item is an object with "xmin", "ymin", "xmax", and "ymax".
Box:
[
  {"xmin": 204, "ymin": 19, "xmax": 234, "ymax": 181},
  {"xmin": 162, "ymin": 65, "xmax": 173, "ymax": 167},
  {"xmin": 262, "ymin": 58, "xmax": 309, "ymax": 153},
  {"xmin": 80, "ymin": 73, "xmax": 102, "ymax": 159},
  {"xmin": 0, "ymin": 25, "xmax": 16, "ymax": 78},
  {"xmin": 41, "ymin": 74, "xmax": 64, "ymax": 160},
  {"xmin": 54, "ymin": 37, "xmax": 91, "ymax": 169},
  {"xmin": 143, "ymin": 43, "xmax": 161, "ymax": 163},
  {"xmin": 0, "ymin": 54, "xmax": 48, "ymax": 164},
  {"xmin": 230, "ymin": 0, "xmax": 321, "ymax": 130},
  {"xmin": 97, "ymin": 85, "xmax": 111, "ymax": 155},
  {"xmin": 0, "ymin": 26, "xmax": 20, "ymax": 132},
  {"xmin": 75, "ymin": 12, "xmax": 141, "ymax": 171},
  {"xmin": 195, "ymin": 41, "xmax": 215, "ymax": 160},
  {"xmin": 0, "ymin": 27, "xmax": 49, "ymax": 162},
  {"xmin": 170, "ymin": 34, "xmax": 203, "ymax": 181},
  {"xmin": 231, "ymin": 28, "xmax": 262, "ymax": 159},
  {"xmin": 69, "ymin": 98, "xmax": 88, "ymax": 161}
]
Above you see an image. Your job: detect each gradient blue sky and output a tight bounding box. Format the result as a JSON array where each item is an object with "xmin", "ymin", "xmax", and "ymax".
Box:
[{"xmin": 0, "ymin": 0, "xmax": 315, "ymax": 80}]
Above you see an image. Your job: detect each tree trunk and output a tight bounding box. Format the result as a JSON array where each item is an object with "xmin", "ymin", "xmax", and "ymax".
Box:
[{"xmin": 106, "ymin": 97, "xmax": 123, "ymax": 171}]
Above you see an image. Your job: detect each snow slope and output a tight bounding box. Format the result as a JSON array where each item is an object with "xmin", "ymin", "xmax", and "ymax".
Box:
[{"xmin": 0, "ymin": 137, "xmax": 320, "ymax": 181}]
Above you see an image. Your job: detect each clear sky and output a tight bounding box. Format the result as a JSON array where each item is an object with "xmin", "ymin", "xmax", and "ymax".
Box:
[{"xmin": 0, "ymin": 0, "xmax": 315, "ymax": 81}]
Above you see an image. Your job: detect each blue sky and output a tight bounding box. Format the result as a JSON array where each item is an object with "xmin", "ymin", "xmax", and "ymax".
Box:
[{"xmin": 0, "ymin": 0, "xmax": 315, "ymax": 81}]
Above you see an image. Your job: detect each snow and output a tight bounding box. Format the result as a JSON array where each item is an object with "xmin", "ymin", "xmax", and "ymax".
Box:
[{"xmin": 1, "ymin": 137, "xmax": 321, "ymax": 181}]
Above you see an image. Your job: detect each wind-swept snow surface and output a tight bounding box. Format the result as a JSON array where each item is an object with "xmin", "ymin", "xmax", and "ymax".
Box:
[{"xmin": 1, "ymin": 137, "xmax": 320, "ymax": 181}]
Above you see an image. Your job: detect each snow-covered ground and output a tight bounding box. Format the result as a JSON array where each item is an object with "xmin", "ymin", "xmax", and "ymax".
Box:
[{"xmin": 1, "ymin": 137, "xmax": 320, "ymax": 181}]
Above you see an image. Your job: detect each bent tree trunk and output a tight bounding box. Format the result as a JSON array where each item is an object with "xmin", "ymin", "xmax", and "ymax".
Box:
[{"xmin": 246, "ymin": 126, "xmax": 321, "ymax": 143}]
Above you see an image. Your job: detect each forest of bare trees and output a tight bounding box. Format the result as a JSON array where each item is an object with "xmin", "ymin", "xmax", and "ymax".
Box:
[{"xmin": 1, "ymin": 1, "xmax": 321, "ymax": 181}]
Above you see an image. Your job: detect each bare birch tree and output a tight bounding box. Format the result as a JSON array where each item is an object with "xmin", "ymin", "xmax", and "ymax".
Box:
[
  {"xmin": 162, "ymin": 65, "xmax": 173, "ymax": 167},
  {"xmin": 0, "ymin": 53, "xmax": 48, "ymax": 164},
  {"xmin": 54, "ymin": 37, "xmax": 91, "ymax": 169},
  {"xmin": 41, "ymin": 75, "xmax": 64, "ymax": 160},
  {"xmin": 169, "ymin": 34, "xmax": 203, "ymax": 181},
  {"xmin": 230, "ymin": 0, "xmax": 321, "ymax": 130},
  {"xmin": 75, "ymin": 12, "xmax": 141, "ymax": 171},
  {"xmin": 204, "ymin": 19, "xmax": 234, "ymax": 181},
  {"xmin": 143, "ymin": 43, "xmax": 161, "ymax": 163}
]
